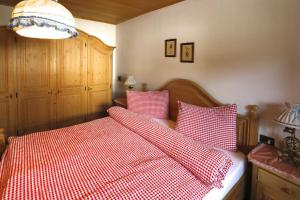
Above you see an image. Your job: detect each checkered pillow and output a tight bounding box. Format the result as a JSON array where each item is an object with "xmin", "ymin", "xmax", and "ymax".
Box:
[
  {"xmin": 175, "ymin": 101, "xmax": 237, "ymax": 151},
  {"xmin": 126, "ymin": 90, "xmax": 169, "ymax": 119}
]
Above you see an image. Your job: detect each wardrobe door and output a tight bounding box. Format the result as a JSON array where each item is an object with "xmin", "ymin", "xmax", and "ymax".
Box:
[
  {"xmin": 17, "ymin": 37, "xmax": 56, "ymax": 135},
  {"xmin": 87, "ymin": 37, "xmax": 113, "ymax": 120},
  {"xmin": 0, "ymin": 28, "xmax": 17, "ymax": 137},
  {"xmin": 56, "ymin": 33, "xmax": 88, "ymax": 128}
]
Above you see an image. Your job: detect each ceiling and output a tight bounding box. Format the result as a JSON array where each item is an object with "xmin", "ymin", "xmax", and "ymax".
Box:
[{"xmin": 0, "ymin": 0, "xmax": 183, "ymax": 24}]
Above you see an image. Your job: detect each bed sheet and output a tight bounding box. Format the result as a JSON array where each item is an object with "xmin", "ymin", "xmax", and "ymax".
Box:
[{"xmin": 203, "ymin": 150, "xmax": 246, "ymax": 200}]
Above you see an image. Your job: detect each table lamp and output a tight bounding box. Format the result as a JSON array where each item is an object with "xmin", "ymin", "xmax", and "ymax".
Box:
[
  {"xmin": 274, "ymin": 103, "xmax": 300, "ymax": 167},
  {"xmin": 124, "ymin": 75, "xmax": 136, "ymax": 90}
]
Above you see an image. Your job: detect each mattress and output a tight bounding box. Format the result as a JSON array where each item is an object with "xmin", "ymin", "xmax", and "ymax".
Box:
[{"xmin": 203, "ymin": 150, "xmax": 247, "ymax": 200}]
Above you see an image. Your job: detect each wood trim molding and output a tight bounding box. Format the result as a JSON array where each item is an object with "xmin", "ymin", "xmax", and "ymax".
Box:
[{"xmin": 78, "ymin": 29, "xmax": 115, "ymax": 50}]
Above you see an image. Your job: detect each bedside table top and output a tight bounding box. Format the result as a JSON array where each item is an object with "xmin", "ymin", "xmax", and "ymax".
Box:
[
  {"xmin": 248, "ymin": 144, "xmax": 300, "ymax": 185},
  {"xmin": 113, "ymin": 98, "xmax": 127, "ymax": 106}
]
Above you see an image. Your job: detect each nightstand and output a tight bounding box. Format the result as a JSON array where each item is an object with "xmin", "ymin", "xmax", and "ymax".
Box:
[
  {"xmin": 248, "ymin": 144, "xmax": 300, "ymax": 200},
  {"xmin": 113, "ymin": 98, "xmax": 127, "ymax": 108}
]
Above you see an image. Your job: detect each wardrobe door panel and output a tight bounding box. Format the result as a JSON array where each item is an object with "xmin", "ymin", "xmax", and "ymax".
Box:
[
  {"xmin": 17, "ymin": 38, "xmax": 56, "ymax": 135},
  {"xmin": 57, "ymin": 93, "xmax": 86, "ymax": 126},
  {"xmin": 87, "ymin": 37, "xmax": 113, "ymax": 120},
  {"xmin": 87, "ymin": 90, "xmax": 110, "ymax": 119},
  {"xmin": 88, "ymin": 49, "xmax": 109, "ymax": 86},
  {"xmin": 0, "ymin": 28, "xmax": 17, "ymax": 137},
  {"xmin": 21, "ymin": 39, "xmax": 51, "ymax": 92},
  {"xmin": 57, "ymin": 34, "xmax": 88, "ymax": 127},
  {"xmin": 19, "ymin": 95, "xmax": 53, "ymax": 133}
]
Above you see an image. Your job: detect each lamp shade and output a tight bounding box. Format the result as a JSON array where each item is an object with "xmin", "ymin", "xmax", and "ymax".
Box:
[
  {"xmin": 9, "ymin": 0, "xmax": 78, "ymax": 39},
  {"xmin": 124, "ymin": 75, "xmax": 136, "ymax": 87},
  {"xmin": 275, "ymin": 104, "xmax": 300, "ymax": 129}
]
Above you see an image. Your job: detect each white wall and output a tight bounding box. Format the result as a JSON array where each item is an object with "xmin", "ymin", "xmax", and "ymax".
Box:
[
  {"xmin": 0, "ymin": 5, "xmax": 12, "ymax": 25},
  {"xmin": 75, "ymin": 18, "xmax": 115, "ymax": 47},
  {"xmin": 116, "ymin": 0, "xmax": 300, "ymax": 143}
]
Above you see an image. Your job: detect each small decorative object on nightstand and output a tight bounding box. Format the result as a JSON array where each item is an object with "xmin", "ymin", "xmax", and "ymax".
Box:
[
  {"xmin": 274, "ymin": 103, "xmax": 300, "ymax": 167},
  {"xmin": 124, "ymin": 75, "xmax": 136, "ymax": 90},
  {"xmin": 248, "ymin": 144, "xmax": 300, "ymax": 200},
  {"xmin": 141, "ymin": 83, "xmax": 148, "ymax": 91},
  {"xmin": 113, "ymin": 98, "xmax": 127, "ymax": 108}
]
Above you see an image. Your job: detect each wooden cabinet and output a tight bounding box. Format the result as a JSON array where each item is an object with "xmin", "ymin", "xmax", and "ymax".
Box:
[
  {"xmin": 0, "ymin": 28, "xmax": 114, "ymax": 136},
  {"xmin": 87, "ymin": 36, "xmax": 113, "ymax": 120},
  {"xmin": 0, "ymin": 28, "xmax": 17, "ymax": 137},
  {"xmin": 17, "ymin": 37, "xmax": 57, "ymax": 134},
  {"xmin": 252, "ymin": 166, "xmax": 300, "ymax": 200},
  {"xmin": 57, "ymin": 33, "xmax": 88, "ymax": 127}
]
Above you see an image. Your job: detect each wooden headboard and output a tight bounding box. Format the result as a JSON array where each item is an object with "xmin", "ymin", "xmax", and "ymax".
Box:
[{"xmin": 160, "ymin": 79, "xmax": 259, "ymax": 154}]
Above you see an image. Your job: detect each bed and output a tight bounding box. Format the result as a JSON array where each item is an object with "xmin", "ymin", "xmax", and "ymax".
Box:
[{"xmin": 0, "ymin": 79, "xmax": 259, "ymax": 200}]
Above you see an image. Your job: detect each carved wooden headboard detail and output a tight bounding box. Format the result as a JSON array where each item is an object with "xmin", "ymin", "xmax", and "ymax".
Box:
[{"xmin": 160, "ymin": 79, "xmax": 259, "ymax": 154}]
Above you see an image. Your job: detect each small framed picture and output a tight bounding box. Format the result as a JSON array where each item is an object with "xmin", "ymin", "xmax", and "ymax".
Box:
[
  {"xmin": 165, "ymin": 39, "xmax": 177, "ymax": 57},
  {"xmin": 180, "ymin": 42, "xmax": 194, "ymax": 63}
]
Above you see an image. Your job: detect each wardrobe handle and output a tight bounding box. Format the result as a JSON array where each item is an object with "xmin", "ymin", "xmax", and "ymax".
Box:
[
  {"xmin": 48, "ymin": 91, "xmax": 52, "ymax": 95},
  {"xmin": 88, "ymin": 87, "xmax": 92, "ymax": 91}
]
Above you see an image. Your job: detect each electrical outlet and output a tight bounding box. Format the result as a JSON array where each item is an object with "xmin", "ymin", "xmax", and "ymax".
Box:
[
  {"xmin": 117, "ymin": 75, "xmax": 122, "ymax": 82},
  {"xmin": 259, "ymin": 135, "xmax": 275, "ymax": 146}
]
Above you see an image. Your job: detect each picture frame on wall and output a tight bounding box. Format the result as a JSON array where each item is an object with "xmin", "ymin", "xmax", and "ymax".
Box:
[
  {"xmin": 165, "ymin": 39, "xmax": 177, "ymax": 57},
  {"xmin": 180, "ymin": 42, "xmax": 194, "ymax": 63}
]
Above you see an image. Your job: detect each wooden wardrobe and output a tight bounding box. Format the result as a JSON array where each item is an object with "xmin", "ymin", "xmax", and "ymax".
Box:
[{"xmin": 0, "ymin": 27, "xmax": 114, "ymax": 137}]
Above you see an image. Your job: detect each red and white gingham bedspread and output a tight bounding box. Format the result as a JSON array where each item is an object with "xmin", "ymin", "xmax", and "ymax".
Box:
[{"xmin": 0, "ymin": 107, "xmax": 232, "ymax": 200}]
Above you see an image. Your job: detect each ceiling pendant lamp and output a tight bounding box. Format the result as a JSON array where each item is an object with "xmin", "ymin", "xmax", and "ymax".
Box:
[{"xmin": 9, "ymin": 0, "xmax": 78, "ymax": 39}]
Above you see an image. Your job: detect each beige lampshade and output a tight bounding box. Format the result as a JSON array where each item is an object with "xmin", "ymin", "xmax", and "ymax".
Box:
[
  {"xmin": 9, "ymin": 0, "xmax": 78, "ymax": 39},
  {"xmin": 275, "ymin": 104, "xmax": 300, "ymax": 129},
  {"xmin": 124, "ymin": 75, "xmax": 136, "ymax": 87}
]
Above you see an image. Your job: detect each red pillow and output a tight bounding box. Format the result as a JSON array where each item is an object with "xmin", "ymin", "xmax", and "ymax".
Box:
[
  {"xmin": 126, "ymin": 90, "xmax": 169, "ymax": 119},
  {"xmin": 175, "ymin": 101, "xmax": 237, "ymax": 151}
]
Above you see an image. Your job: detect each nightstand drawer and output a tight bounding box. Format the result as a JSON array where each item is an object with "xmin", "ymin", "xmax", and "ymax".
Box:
[{"xmin": 258, "ymin": 168, "xmax": 300, "ymax": 199}]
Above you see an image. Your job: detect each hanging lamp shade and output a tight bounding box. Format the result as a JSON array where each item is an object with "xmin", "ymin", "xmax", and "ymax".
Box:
[{"xmin": 9, "ymin": 0, "xmax": 78, "ymax": 39}]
